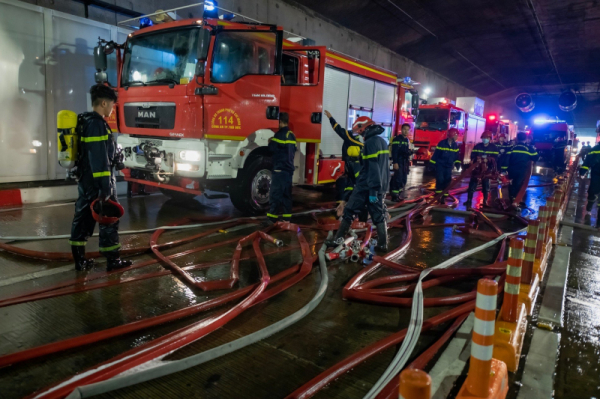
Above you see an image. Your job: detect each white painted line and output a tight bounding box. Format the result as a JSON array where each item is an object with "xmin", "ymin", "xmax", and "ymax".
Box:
[
  {"xmin": 430, "ymin": 312, "xmax": 474, "ymax": 398},
  {"xmin": 537, "ymin": 245, "xmax": 571, "ymax": 328},
  {"xmin": 0, "ymin": 264, "xmax": 75, "ymax": 287},
  {"xmin": 516, "ymin": 329, "xmax": 559, "ymax": 399}
]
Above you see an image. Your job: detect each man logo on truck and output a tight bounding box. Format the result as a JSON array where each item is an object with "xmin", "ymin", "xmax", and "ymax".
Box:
[{"xmin": 137, "ymin": 111, "xmax": 156, "ymax": 118}]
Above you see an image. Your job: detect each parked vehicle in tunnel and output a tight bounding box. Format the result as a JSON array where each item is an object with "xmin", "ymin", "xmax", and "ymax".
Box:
[
  {"xmin": 92, "ymin": 14, "xmax": 414, "ymax": 214},
  {"xmin": 484, "ymin": 114, "xmax": 517, "ymax": 142},
  {"xmin": 412, "ymin": 98, "xmax": 484, "ymax": 168},
  {"xmin": 530, "ymin": 120, "xmax": 572, "ymax": 166}
]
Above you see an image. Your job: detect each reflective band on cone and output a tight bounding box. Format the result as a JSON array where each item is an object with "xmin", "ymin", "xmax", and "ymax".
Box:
[
  {"xmin": 535, "ymin": 205, "xmax": 548, "ymax": 260},
  {"xmin": 466, "ymin": 278, "xmax": 498, "ymax": 398},
  {"xmin": 399, "ymin": 369, "xmax": 431, "ymax": 399},
  {"xmin": 548, "ymin": 195, "xmax": 559, "ymax": 232},
  {"xmin": 502, "ymin": 238, "xmax": 523, "ymax": 323},
  {"xmin": 521, "ymin": 220, "xmax": 538, "ymax": 284}
]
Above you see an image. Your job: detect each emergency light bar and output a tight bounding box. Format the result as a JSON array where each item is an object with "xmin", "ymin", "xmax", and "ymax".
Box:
[{"xmin": 534, "ymin": 118, "xmax": 566, "ymax": 124}]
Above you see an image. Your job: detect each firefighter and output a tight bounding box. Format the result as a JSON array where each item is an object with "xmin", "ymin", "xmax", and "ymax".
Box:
[
  {"xmin": 325, "ymin": 116, "xmax": 390, "ymax": 251},
  {"xmin": 323, "ymin": 110, "xmax": 363, "ymax": 216},
  {"xmin": 69, "ymin": 85, "xmax": 132, "ymax": 271},
  {"xmin": 267, "ymin": 112, "xmax": 296, "ymax": 224},
  {"xmin": 464, "ymin": 131, "xmax": 499, "ymax": 209},
  {"xmin": 431, "ymin": 128, "xmax": 461, "ymax": 203},
  {"xmin": 506, "ymin": 132, "xmax": 539, "ymax": 205},
  {"xmin": 580, "ymin": 141, "xmax": 592, "ymax": 161},
  {"xmin": 496, "ymin": 132, "xmax": 512, "ymax": 172},
  {"xmin": 390, "ymin": 123, "xmax": 412, "ymax": 201},
  {"xmin": 580, "ymin": 142, "xmax": 600, "ymax": 225},
  {"xmin": 552, "ymin": 135, "xmax": 567, "ymax": 174}
]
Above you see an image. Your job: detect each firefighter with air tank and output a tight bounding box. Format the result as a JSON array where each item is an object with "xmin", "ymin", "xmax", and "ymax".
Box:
[
  {"xmin": 390, "ymin": 123, "xmax": 412, "ymax": 202},
  {"xmin": 464, "ymin": 131, "xmax": 499, "ymax": 209},
  {"xmin": 326, "ymin": 116, "xmax": 390, "ymax": 251},
  {"xmin": 430, "ymin": 128, "xmax": 461, "ymax": 203},
  {"xmin": 66, "ymin": 85, "xmax": 132, "ymax": 271},
  {"xmin": 324, "ymin": 110, "xmax": 364, "ymax": 218}
]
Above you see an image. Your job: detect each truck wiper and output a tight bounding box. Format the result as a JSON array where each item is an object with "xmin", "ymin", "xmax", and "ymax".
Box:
[
  {"xmin": 123, "ymin": 80, "xmax": 146, "ymax": 87},
  {"xmin": 146, "ymin": 78, "xmax": 178, "ymax": 85}
]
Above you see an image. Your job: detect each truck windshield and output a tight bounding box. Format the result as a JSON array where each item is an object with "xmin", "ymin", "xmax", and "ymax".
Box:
[
  {"xmin": 532, "ymin": 127, "xmax": 567, "ymax": 143},
  {"xmin": 416, "ymin": 109, "xmax": 449, "ymax": 130},
  {"xmin": 122, "ymin": 27, "xmax": 199, "ymax": 86}
]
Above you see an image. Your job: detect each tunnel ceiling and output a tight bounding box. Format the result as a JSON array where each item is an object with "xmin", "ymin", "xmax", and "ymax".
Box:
[{"xmin": 291, "ymin": 0, "xmax": 600, "ymax": 97}]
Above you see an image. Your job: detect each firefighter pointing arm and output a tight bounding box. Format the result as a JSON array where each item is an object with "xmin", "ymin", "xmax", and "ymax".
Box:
[
  {"xmin": 69, "ymin": 85, "xmax": 131, "ymax": 271},
  {"xmin": 324, "ymin": 110, "xmax": 364, "ymax": 218},
  {"xmin": 325, "ymin": 116, "xmax": 390, "ymax": 252}
]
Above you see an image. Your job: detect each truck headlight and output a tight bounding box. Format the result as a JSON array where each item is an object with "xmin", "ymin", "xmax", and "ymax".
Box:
[
  {"xmin": 180, "ymin": 150, "xmax": 201, "ymax": 162},
  {"xmin": 176, "ymin": 163, "xmax": 199, "ymax": 172}
]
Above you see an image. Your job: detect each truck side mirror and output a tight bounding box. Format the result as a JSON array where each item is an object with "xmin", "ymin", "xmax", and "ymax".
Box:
[
  {"xmin": 197, "ymin": 29, "xmax": 211, "ymax": 61},
  {"xmin": 93, "ymin": 44, "xmax": 108, "ymax": 83},
  {"xmin": 411, "ymin": 93, "xmax": 420, "ymax": 110}
]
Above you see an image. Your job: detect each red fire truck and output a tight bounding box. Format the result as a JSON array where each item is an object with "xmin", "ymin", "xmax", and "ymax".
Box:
[
  {"xmin": 93, "ymin": 12, "xmax": 412, "ymax": 214},
  {"xmin": 485, "ymin": 114, "xmax": 517, "ymax": 141},
  {"xmin": 530, "ymin": 120, "xmax": 573, "ymax": 165},
  {"xmin": 412, "ymin": 102, "xmax": 468, "ymax": 166}
]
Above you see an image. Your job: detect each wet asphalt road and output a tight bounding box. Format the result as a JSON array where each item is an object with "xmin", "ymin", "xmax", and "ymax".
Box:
[{"xmin": 0, "ymin": 165, "xmax": 597, "ymax": 398}]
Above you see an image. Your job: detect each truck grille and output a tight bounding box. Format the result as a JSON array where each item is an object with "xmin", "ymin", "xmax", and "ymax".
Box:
[{"xmin": 124, "ymin": 102, "xmax": 176, "ymax": 129}]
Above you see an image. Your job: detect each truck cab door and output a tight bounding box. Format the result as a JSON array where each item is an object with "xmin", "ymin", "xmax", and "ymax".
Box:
[
  {"xmin": 202, "ymin": 28, "xmax": 283, "ymax": 141},
  {"xmin": 279, "ymin": 46, "xmax": 327, "ymax": 183}
]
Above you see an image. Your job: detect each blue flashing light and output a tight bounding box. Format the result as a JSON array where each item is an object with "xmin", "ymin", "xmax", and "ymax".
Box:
[
  {"xmin": 403, "ymin": 77, "xmax": 412, "ymax": 84},
  {"xmin": 139, "ymin": 17, "xmax": 153, "ymax": 28},
  {"xmin": 204, "ymin": 0, "xmax": 219, "ymax": 18}
]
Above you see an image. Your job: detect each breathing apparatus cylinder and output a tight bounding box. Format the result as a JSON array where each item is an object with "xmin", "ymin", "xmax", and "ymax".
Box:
[{"xmin": 57, "ymin": 110, "xmax": 79, "ymax": 169}]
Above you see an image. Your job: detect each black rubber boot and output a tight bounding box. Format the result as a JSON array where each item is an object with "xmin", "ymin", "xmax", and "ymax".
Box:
[
  {"xmin": 374, "ymin": 222, "xmax": 388, "ymax": 252},
  {"xmin": 71, "ymin": 246, "xmax": 94, "ymax": 271},
  {"xmin": 325, "ymin": 219, "xmax": 352, "ymax": 247},
  {"xmin": 482, "ymin": 193, "xmax": 490, "ymax": 207},
  {"xmin": 105, "ymin": 251, "xmax": 133, "ymax": 271},
  {"xmin": 463, "ymin": 194, "xmax": 473, "ymax": 209}
]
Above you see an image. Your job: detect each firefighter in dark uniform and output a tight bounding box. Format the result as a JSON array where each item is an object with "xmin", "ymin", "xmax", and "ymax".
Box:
[
  {"xmin": 464, "ymin": 131, "xmax": 499, "ymax": 209},
  {"xmin": 324, "ymin": 110, "xmax": 363, "ymax": 216},
  {"xmin": 390, "ymin": 123, "xmax": 412, "ymax": 202},
  {"xmin": 552, "ymin": 135, "xmax": 567, "ymax": 174},
  {"xmin": 325, "ymin": 116, "xmax": 390, "ymax": 251},
  {"xmin": 506, "ymin": 132, "xmax": 539, "ymax": 206},
  {"xmin": 267, "ymin": 112, "xmax": 296, "ymax": 223},
  {"xmin": 580, "ymin": 141, "xmax": 592, "ymax": 161},
  {"xmin": 579, "ymin": 142, "xmax": 600, "ymax": 225},
  {"xmin": 431, "ymin": 128, "xmax": 461, "ymax": 203},
  {"xmin": 69, "ymin": 85, "xmax": 132, "ymax": 271},
  {"xmin": 496, "ymin": 132, "xmax": 512, "ymax": 173}
]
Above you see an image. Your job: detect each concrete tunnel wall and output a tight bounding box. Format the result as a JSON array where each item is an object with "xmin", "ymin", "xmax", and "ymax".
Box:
[{"xmin": 17, "ymin": 0, "xmax": 518, "ymax": 121}]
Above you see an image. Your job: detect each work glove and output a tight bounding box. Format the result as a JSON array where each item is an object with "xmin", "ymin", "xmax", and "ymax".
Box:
[{"xmin": 369, "ymin": 196, "xmax": 378, "ymax": 204}]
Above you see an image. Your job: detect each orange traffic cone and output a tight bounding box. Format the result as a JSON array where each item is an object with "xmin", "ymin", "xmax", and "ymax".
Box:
[
  {"xmin": 457, "ymin": 278, "xmax": 508, "ymax": 399},
  {"xmin": 399, "ymin": 369, "xmax": 431, "ymax": 399}
]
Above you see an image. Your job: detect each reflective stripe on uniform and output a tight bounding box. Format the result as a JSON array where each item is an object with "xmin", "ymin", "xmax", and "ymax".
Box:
[
  {"xmin": 435, "ymin": 147, "xmax": 459, "ymax": 152},
  {"xmin": 392, "ymin": 190, "xmax": 399, "ymax": 194},
  {"xmin": 510, "ymin": 150, "xmax": 537, "ymax": 156},
  {"xmin": 344, "ymin": 187, "xmax": 354, "ymax": 191},
  {"xmin": 99, "ymin": 243, "xmax": 121, "ymax": 252},
  {"xmin": 267, "ymin": 213, "xmax": 278, "ymax": 219},
  {"xmin": 282, "ymin": 214, "xmax": 292, "ymax": 217},
  {"xmin": 429, "ymin": 160, "xmax": 437, "ymax": 164},
  {"xmin": 454, "ymin": 160, "xmax": 461, "ymax": 163},
  {"xmin": 69, "ymin": 240, "xmax": 86, "ymax": 246},
  {"xmin": 271, "ymin": 138, "xmax": 297, "ymax": 145},
  {"xmin": 472, "ymin": 149, "xmax": 499, "ymax": 155},
  {"xmin": 362, "ymin": 150, "xmax": 390, "ymax": 159},
  {"xmin": 81, "ymin": 135, "xmax": 109, "ymax": 142},
  {"xmin": 581, "ymin": 166, "xmax": 589, "ymax": 170},
  {"xmin": 93, "ymin": 171, "xmax": 111, "ymax": 178}
]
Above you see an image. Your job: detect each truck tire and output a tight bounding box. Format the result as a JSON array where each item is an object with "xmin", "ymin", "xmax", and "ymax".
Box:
[
  {"xmin": 159, "ymin": 188, "xmax": 197, "ymax": 202},
  {"xmin": 230, "ymin": 155, "xmax": 273, "ymax": 215}
]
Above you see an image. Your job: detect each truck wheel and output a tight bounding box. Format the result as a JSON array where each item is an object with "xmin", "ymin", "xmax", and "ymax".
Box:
[
  {"xmin": 230, "ymin": 155, "xmax": 273, "ymax": 215},
  {"xmin": 159, "ymin": 188, "xmax": 197, "ymax": 202}
]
